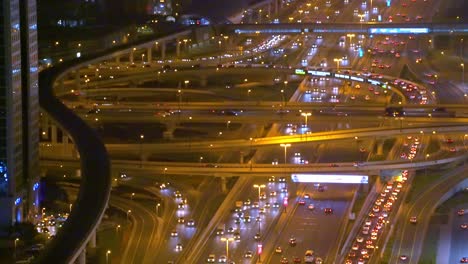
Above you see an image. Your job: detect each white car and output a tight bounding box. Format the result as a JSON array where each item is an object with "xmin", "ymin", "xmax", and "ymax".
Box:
[{"xmin": 207, "ymin": 254, "xmax": 216, "ymax": 262}]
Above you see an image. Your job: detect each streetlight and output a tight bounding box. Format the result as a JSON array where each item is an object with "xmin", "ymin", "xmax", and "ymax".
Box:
[
  {"xmin": 69, "ymin": 203, "xmax": 73, "ymax": 213},
  {"xmin": 14, "ymin": 238, "xmax": 19, "ymax": 259},
  {"xmin": 226, "ymin": 120, "xmax": 231, "ymax": 130},
  {"xmin": 177, "ymin": 89, "xmax": 182, "ymax": 114},
  {"xmin": 116, "ymin": 224, "xmax": 121, "ymax": 233},
  {"xmin": 280, "ymin": 89, "xmax": 285, "ymax": 107},
  {"xmin": 184, "ymin": 80, "xmax": 189, "ymax": 89},
  {"xmin": 199, "ymin": 156, "xmax": 204, "ymax": 164},
  {"xmin": 139, "ymin": 134, "xmax": 144, "ymax": 168},
  {"xmin": 220, "ymin": 237, "xmax": 234, "ymax": 262},
  {"xmin": 141, "ymin": 53, "xmax": 145, "ymax": 64},
  {"xmin": 334, "ymin": 58, "xmax": 343, "ymax": 70},
  {"xmin": 106, "ymin": 250, "xmax": 111, "ymax": 264},
  {"xmin": 425, "ymin": 154, "xmax": 430, "ymax": 177},
  {"xmin": 280, "ymin": 143, "xmax": 291, "ymax": 164},
  {"xmin": 131, "ymin": 192, "xmax": 135, "ymax": 200},
  {"xmin": 156, "ymin": 203, "xmax": 161, "ymax": 216},
  {"xmin": 301, "ymin": 112, "xmax": 312, "ymax": 128},
  {"xmin": 253, "ymin": 184, "xmax": 266, "ymax": 202},
  {"xmin": 461, "ymin": 63, "xmax": 465, "ymax": 89},
  {"xmin": 126, "ymin": 210, "xmax": 132, "ymax": 222},
  {"xmin": 347, "ymin": 34, "xmax": 355, "ymax": 47}
]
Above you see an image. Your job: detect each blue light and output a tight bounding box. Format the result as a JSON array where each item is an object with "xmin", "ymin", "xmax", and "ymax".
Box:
[
  {"xmin": 15, "ymin": 197, "xmax": 21, "ymax": 205},
  {"xmin": 359, "ymin": 48, "xmax": 364, "ymax": 57},
  {"xmin": 369, "ymin": 28, "xmax": 429, "ymax": 34},
  {"xmin": 386, "ymin": 0, "xmax": 391, "ymax": 7},
  {"xmin": 33, "ymin": 182, "xmax": 39, "ymax": 191}
]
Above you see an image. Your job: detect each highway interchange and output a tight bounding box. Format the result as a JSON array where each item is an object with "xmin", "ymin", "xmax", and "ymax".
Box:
[{"xmin": 39, "ymin": 0, "xmax": 468, "ymax": 263}]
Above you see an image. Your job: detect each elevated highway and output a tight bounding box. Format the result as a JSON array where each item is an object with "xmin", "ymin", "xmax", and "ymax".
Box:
[{"xmin": 223, "ymin": 22, "xmax": 468, "ymax": 35}]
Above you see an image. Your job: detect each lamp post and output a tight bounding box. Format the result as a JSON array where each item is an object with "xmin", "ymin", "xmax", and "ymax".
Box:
[
  {"xmin": 106, "ymin": 250, "xmax": 111, "ymax": 264},
  {"xmin": 334, "ymin": 58, "xmax": 343, "ymax": 71},
  {"xmin": 358, "ymin": 14, "xmax": 365, "ymax": 31},
  {"xmin": 116, "ymin": 224, "xmax": 121, "ymax": 234},
  {"xmin": 425, "ymin": 154, "xmax": 430, "ymax": 177},
  {"xmin": 253, "ymin": 184, "xmax": 266, "ymax": 202},
  {"xmin": 280, "ymin": 89, "xmax": 285, "ymax": 106},
  {"xmin": 131, "ymin": 192, "xmax": 135, "ymax": 200},
  {"xmin": 139, "ymin": 134, "xmax": 144, "ymax": 168},
  {"xmin": 220, "ymin": 237, "xmax": 234, "ymax": 262},
  {"xmin": 280, "ymin": 143, "xmax": 291, "ymax": 164},
  {"xmin": 69, "ymin": 203, "xmax": 73, "ymax": 213},
  {"xmin": 461, "ymin": 63, "xmax": 465, "ymax": 89},
  {"xmin": 141, "ymin": 53, "xmax": 145, "ymax": 64},
  {"xmin": 301, "ymin": 112, "xmax": 312, "ymax": 129},
  {"xmin": 126, "ymin": 210, "xmax": 132, "ymax": 222},
  {"xmin": 177, "ymin": 89, "xmax": 182, "ymax": 114},
  {"xmin": 156, "ymin": 203, "xmax": 161, "ymax": 216},
  {"xmin": 14, "ymin": 238, "xmax": 19, "ymax": 259},
  {"xmin": 347, "ymin": 34, "xmax": 355, "ymax": 47},
  {"xmin": 184, "ymin": 80, "xmax": 189, "ymax": 89}
]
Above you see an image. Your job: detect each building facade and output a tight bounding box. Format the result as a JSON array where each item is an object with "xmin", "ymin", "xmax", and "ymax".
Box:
[{"xmin": 0, "ymin": 0, "xmax": 40, "ymax": 232}]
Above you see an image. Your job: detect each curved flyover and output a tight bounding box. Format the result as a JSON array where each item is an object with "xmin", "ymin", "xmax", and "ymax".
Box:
[{"xmin": 34, "ymin": 62, "xmax": 112, "ymax": 261}]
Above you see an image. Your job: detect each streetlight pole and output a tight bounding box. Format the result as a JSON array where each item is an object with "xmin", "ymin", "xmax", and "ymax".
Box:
[
  {"xmin": 425, "ymin": 154, "xmax": 430, "ymax": 177},
  {"xmin": 280, "ymin": 143, "xmax": 291, "ymax": 164},
  {"xmin": 177, "ymin": 89, "xmax": 182, "ymax": 114},
  {"xmin": 106, "ymin": 250, "xmax": 111, "ymax": 264},
  {"xmin": 184, "ymin": 80, "xmax": 189, "ymax": 89},
  {"xmin": 126, "ymin": 210, "xmax": 132, "ymax": 222},
  {"xmin": 280, "ymin": 89, "xmax": 285, "ymax": 107},
  {"xmin": 220, "ymin": 237, "xmax": 234, "ymax": 262},
  {"xmin": 334, "ymin": 58, "xmax": 342, "ymax": 71},
  {"xmin": 461, "ymin": 63, "xmax": 465, "ymax": 89},
  {"xmin": 14, "ymin": 238, "xmax": 19, "ymax": 260},
  {"xmin": 347, "ymin": 34, "xmax": 355, "ymax": 47},
  {"xmin": 253, "ymin": 184, "xmax": 266, "ymax": 202},
  {"xmin": 156, "ymin": 203, "xmax": 161, "ymax": 216},
  {"xmin": 139, "ymin": 134, "xmax": 144, "ymax": 168},
  {"xmin": 301, "ymin": 112, "xmax": 311, "ymax": 129}
]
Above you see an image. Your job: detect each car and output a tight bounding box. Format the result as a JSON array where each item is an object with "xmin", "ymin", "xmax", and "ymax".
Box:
[
  {"xmin": 273, "ymin": 202, "xmax": 280, "ymax": 208},
  {"xmin": 461, "ymin": 223, "xmax": 467, "ymax": 229},
  {"xmin": 345, "ymin": 259, "xmax": 353, "ymax": 264},
  {"xmin": 348, "ymin": 251, "xmax": 356, "ymax": 258},
  {"xmin": 400, "ymin": 255, "xmax": 408, "ymax": 261},
  {"xmin": 254, "ymin": 233, "xmax": 261, "ymax": 240},
  {"xmin": 170, "ymin": 230, "xmax": 178, "ymax": 237},
  {"xmin": 304, "ymin": 193, "xmax": 311, "ymax": 199},
  {"xmin": 352, "ymin": 243, "xmax": 359, "ymax": 250},
  {"xmin": 281, "ymin": 257, "xmax": 289, "ymax": 264},
  {"xmin": 244, "ymin": 251, "xmax": 253, "ymax": 258},
  {"xmin": 357, "ymin": 259, "xmax": 365, "ymax": 264},
  {"xmin": 308, "ymin": 204, "xmax": 315, "ymax": 210},
  {"xmin": 275, "ymin": 246, "xmax": 283, "ymax": 253},
  {"xmin": 289, "ymin": 237, "xmax": 297, "ymax": 246},
  {"xmin": 356, "ymin": 236, "xmax": 364, "ymax": 243},
  {"xmin": 315, "ymin": 258, "xmax": 323, "ymax": 264},
  {"xmin": 460, "ymin": 257, "xmax": 468, "ymax": 263},
  {"xmin": 279, "ymin": 177, "xmax": 286, "ymax": 182},
  {"xmin": 207, "ymin": 254, "xmax": 216, "ymax": 262},
  {"xmin": 270, "ymin": 191, "xmax": 277, "ymax": 196},
  {"xmin": 293, "ymin": 256, "xmax": 301, "ymax": 263},
  {"xmin": 458, "ymin": 209, "xmax": 465, "ymax": 216},
  {"xmin": 324, "ymin": 208, "xmax": 333, "ymax": 214},
  {"xmin": 175, "ymin": 243, "xmax": 183, "ymax": 251},
  {"xmin": 318, "ymin": 186, "xmax": 325, "ymax": 192},
  {"xmin": 177, "ymin": 217, "xmax": 185, "ymax": 224},
  {"xmin": 298, "ymin": 200, "xmax": 306, "ymax": 205},
  {"xmin": 218, "ymin": 255, "xmax": 227, "ymax": 263}
]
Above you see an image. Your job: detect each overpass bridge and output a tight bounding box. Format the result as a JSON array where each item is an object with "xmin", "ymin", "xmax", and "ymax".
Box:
[{"xmin": 221, "ymin": 22, "xmax": 468, "ymax": 35}]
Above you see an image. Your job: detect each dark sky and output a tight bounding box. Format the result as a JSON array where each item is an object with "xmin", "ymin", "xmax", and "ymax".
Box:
[{"xmin": 187, "ymin": 0, "xmax": 253, "ymax": 20}]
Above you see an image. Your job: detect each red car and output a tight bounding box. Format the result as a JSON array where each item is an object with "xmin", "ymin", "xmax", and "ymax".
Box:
[
  {"xmin": 324, "ymin": 208, "xmax": 333, "ymax": 214},
  {"xmin": 458, "ymin": 209, "xmax": 465, "ymax": 216},
  {"xmin": 293, "ymin": 257, "xmax": 301, "ymax": 263}
]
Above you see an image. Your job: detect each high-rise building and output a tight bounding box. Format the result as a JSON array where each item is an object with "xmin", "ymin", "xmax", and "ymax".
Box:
[{"xmin": 0, "ymin": 0, "xmax": 40, "ymax": 232}]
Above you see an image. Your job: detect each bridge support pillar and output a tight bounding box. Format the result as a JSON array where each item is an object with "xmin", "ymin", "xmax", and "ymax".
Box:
[
  {"xmin": 147, "ymin": 47, "xmax": 153, "ymax": 63},
  {"xmin": 377, "ymin": 140, "xmax": 384, "ymax": 156},
  {"xmin": 76, "ymin": 169, "xmax": 81, "ymax": 178},
  {"xmin": 240, "ymin": 151, "xmax": 244, "ymax": 164},
  {"xmin": 161, "ymin": 41, "xmax": 166, "ymax": 60},
  {"xmin": 51, "ymin": 125, "xmax": 58, "ymax": 143},
  {"xmin": 200, "ymin": 75, "xmax": 207, "ymax": 87},
  {"xmin": 130, "ymin": 49, "xmax": 135, "ymax": 64},
  {"xmin": 221, "ymin": 177, "xmax": 228, "ymax": 193},
  {"xmin": 115, "ymin": 55, "xmax": 121, "ymax": 63},
  {"xmin": 88, "ymin": 230, "xmax": 96, "ymax": 248},
  {"xmin": 176, "ymin": 38, "xmax": 181, "ymax": 58},
  {"xmin": 77, "ymin": 249, "xmax": 86, "ymax": 264}
]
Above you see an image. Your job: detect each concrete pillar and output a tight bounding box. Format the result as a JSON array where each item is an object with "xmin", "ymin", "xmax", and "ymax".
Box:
[
  {"xmin": 115, "ymin": 55, "xmax": 121, "ymax": 63},
  {"xmin": 51, "ymin": 125, "xmax": 58, "ymax": 143},
  {"xmin": 221, "ymin": 177, "xmax": 228, "ymax": 193},
  {"xmin": 75, "ymin": 169, "xmax": 81, "ymax": 177},
  {"xmin": 176, "ymin": 38, "xmax": 181, "ymax": 58},
  {"xmin": 200, "ymin": 75, "xmax": 207, "ymax": 87},
  {"xmin": 147, "ymin": 47, "xmax": 152, "ymax": 63},
  {"xmin": 240, "ymin": 152, "xmax": 244, "ymax": 164},
  {"xmin": 129, "ymin": 49, "xmax": 135, "ymax": 64},
  {"xmin": 88, "ymin": 230, "xmax": 96, "ymax": 248},
  {"xmin": 77, "ymin": 249, "xmax": 86, "ymax": 264},
  {"xmin": 377, "ymin": 140, "xmax": 384, "ymax": 156},
  {"xmin": 161, "ymin": 41, "xmax": 166, "ymax": 60}
]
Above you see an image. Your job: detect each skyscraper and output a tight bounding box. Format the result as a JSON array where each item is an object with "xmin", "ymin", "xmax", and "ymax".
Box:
[{"xmin": 0, "ymin": 0, "xmax": 39, "ymax": 232}]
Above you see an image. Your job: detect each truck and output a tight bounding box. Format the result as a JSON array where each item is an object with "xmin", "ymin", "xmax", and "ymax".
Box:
[{"xmin": 304, "ymin": 250, "xmax": 315, "ymax": 263}]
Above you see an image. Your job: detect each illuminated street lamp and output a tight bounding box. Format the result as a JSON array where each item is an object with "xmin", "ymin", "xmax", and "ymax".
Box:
[
  {"xmin": 106, "ymin": 250, "xmax": 111, "ymax": 264},
  {"xmin": 156, "ymin": 203, "xmax": 161, "ymax": 216},
  {"xmin": 177, "ymin": 89, "xmax": 182, "ymax": 114},
  {"xmin": 220, "ymin": 237, "xmax": 234, "ymax": 262},
  {"xmin": 280, "ymin": 143, "xmax": 291, "ymax": 164},
  {"xmin": 139, "ymin": 134, "xmax": 144, "ymax": 168},
  {"xmin": 14, "ymin": 238, "xmax": 19, "ymax": 259},
  {"xmin": 184, "ymin": 80, "xmax": 190, "ymax": 88},
  {"xmin": 253, "ymin": 184, "xmax": 266, "ymax": 202},
  {"xmin": 347, "ymin": 34, "xmax": 355, "ymax": 47},
  {"xmin": 126, "ymin": 210, "xmax": 132, "ymax": 222},
  {"xmin": 461, "ymin": 63, "xmax": 465, "ymax": 89},
  {"xmin": 334, "ymin": 58, "xmax": 343, "ymax": 70},
  {"xmin": 301, "ymin": 112, "xmax": 312, "ymax": 128}
]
